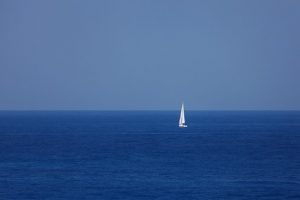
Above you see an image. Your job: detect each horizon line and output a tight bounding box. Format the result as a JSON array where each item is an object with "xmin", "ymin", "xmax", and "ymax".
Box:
[{"xmin": 0, "ymin": 109, "xmax": 299, "ymax": 112}]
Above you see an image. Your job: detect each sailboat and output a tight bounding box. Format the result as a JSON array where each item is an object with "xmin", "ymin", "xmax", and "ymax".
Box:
[{"xmin": 179, "ymin": 103, "xmax": 187, "ymax": 128}]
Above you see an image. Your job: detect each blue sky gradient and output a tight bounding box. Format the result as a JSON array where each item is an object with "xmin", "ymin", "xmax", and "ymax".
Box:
[{"xmin": 0, "ymin": 0, "xmax": 299, "ymax": 110}]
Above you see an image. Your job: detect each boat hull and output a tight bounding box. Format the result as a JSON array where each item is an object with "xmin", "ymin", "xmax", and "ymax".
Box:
[{"xmin": 179, "ymin": 124, "xmax": 187, "ymax": 128}]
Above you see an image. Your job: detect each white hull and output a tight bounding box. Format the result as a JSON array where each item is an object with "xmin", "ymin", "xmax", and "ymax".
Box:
[{"xmin": 179, "ymin": 124, "xmax": 187, "ymax": 128}]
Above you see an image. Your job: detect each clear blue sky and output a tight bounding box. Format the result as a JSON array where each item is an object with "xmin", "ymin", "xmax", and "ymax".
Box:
[{"xmin": 0, "ymin": 0, "xmax": 299, "ymax": 110}]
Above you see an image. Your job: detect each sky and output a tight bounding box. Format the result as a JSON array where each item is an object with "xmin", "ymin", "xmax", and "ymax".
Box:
[{"xmin": 0, "ymin": 0, "xmax": 299, "ymax": 110}]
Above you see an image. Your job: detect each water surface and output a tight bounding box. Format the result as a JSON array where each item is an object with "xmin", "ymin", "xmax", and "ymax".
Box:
[{"xmin": 0, "ymin": 111, "xmax": 299, "ymax": 199}]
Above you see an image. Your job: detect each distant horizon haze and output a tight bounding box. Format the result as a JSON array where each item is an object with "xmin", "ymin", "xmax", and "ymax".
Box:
[{"xmin": 0, "ymin": 109, "xmax": 299, "ymax": 112}]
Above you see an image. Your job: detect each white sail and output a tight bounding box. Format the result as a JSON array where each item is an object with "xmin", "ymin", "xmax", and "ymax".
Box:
[{"xmin": 179, "ymin": 103, "xmax": 187, "ymax": 128}]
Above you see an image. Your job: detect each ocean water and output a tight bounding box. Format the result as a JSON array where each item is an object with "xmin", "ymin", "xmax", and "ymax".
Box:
[{"xmin": 0, "ymin": 111, "xmax": 300, "ymax": 200}]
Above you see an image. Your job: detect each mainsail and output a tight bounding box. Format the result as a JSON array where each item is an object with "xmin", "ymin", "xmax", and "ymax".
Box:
[{"xmin": 179, "ymin": 103, "xmax": 187, "ymax": 128}]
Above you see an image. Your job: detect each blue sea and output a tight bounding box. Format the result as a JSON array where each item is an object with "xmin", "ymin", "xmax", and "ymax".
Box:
[{"xmin": 0, "ymin": 111, "xmax": 300, "ymax": 200}]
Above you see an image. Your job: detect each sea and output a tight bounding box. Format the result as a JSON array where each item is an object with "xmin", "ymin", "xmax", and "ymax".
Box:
[{"xmin": 0, "ymin": 111, "xmax": 299, "ymax": 200}]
